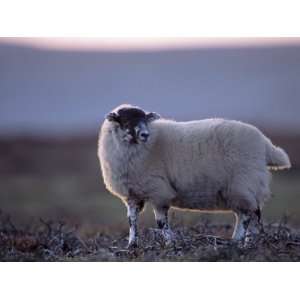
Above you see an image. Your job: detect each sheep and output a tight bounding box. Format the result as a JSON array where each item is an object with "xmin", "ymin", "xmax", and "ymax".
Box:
[{"xmin": 98, "ymin": 104, "xmax": 291, "ymax": 247}]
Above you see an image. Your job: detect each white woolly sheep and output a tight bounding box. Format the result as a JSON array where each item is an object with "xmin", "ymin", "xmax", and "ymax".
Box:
[{"xmin": 98, "ymin": 104, "xmax": 291, "ymax": 247}]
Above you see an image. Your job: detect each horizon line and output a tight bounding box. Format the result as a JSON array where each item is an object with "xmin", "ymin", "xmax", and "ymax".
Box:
[{"xmin": 1, "ymin": 37, "xmax": 300, "ymax": 52}]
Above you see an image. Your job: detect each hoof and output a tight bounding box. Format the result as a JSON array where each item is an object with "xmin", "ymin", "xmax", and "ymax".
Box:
[
  {"xmin": 162, "ymin": 229, "xmax": 177, "ymax": 246},
  {"xmin": 127, "ymin": 240, "xmax": 138, "ymax": 249},
  {"xmin": 244, "ymin": 234, "xmax": 259, "ymax": 248}
]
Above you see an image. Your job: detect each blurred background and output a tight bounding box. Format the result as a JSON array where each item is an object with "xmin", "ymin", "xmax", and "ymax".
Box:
[{"xmin": 0, "ymin": 37, "xmax": 299, "ymax": 234}]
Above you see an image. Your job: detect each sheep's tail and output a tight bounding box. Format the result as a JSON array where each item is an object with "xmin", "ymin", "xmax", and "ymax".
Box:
[{"xmin": 265, "ymin": 138, "xmax": 291, "ymax": 170}]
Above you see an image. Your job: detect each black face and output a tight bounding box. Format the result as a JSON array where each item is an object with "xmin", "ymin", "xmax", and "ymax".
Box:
[{"xmin": 106, "ymin": 106, "xmax": 160, "ymax": 144}]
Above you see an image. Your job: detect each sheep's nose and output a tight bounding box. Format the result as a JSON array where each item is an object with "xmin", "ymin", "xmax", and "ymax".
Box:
[{"xmin": 139, "ymin": 132, "xmax": 149, "ymax": 141}]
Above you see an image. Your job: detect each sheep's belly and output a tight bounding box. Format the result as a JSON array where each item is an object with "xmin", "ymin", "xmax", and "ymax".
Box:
[{"xmin": 171, "ymin": 191, "xmax": 229, "ymax": 211}]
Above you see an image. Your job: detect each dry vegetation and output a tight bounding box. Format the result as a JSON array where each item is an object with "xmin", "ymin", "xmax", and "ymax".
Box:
[{"xmin": 1, "ymin": 211, "xmax": 300, "ymax": 262}]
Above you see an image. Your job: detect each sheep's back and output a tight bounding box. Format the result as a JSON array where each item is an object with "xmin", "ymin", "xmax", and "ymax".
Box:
[{"xmin": 149, "ymin": 119, "xmax": 267, "ymax": 201}]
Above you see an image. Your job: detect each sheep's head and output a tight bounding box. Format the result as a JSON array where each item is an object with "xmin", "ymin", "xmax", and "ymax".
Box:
[{"xmin": 106, "ymin": 105, "xmax": 160, "ymax": 144}]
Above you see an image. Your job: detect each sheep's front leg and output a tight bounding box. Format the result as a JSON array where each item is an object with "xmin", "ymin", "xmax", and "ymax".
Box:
[
  {"xmin": 153, "ymin": 206, "xmax": 175, "ymax": 245},
  {"xmin": 127, "ymin": 203, "xmax": 139, "ymax": 248}
]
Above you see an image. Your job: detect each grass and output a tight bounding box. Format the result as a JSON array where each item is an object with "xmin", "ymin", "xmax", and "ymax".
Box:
[{"xmin": 1, "ymin": 171, "xmax": 300, "ymax": 231}]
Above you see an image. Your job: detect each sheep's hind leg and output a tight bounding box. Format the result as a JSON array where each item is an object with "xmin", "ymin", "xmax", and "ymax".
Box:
[
  {"xmin": 232, "ymin": 212, "xmax": 251, "ymax": 241},
  {"xmin": 245, "ymin": 209, "xmax": 262, "ymax": 244},
  {"xmin": 232, "ymin": 209, "xmax": 262, "ymax": 245},
  {"xmin": 153, "ymin": 206, "xmax": 176, "ymax": 245}
]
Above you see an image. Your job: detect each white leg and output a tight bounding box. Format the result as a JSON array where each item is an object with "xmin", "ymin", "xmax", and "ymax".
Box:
[
  {"xmin": 232, "ymin": 212, "xmax": 250, "ymax": 241},
  {"xmin": 233, "ymin": 209, "xmax": 262, "ymax": 244},
  {"xmin": 127, "ymin": 205, "xmax": 138, "ymax": 248}
]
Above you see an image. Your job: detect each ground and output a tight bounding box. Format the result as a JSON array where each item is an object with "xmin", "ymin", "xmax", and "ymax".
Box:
[{"xmin": 1, "ymin": 212, "xmax": 299, "ymax": 262}]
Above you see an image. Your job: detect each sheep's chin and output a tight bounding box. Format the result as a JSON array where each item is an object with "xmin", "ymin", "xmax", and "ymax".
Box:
[
  {"xmin": 137, "ymin": 138, "xmax": 148, "ymax": 143},
  {"xmin": 122, "ymin": 134, "xmax": 139, "ymax": 144}
]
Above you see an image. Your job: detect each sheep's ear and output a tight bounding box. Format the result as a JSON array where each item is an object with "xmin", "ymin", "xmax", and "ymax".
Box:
[
  {"xmin": 146, "ymin": 112, "xmax": 160, "ymax": 122},
  {"xmin": 106, "ymin": 112, "xmax": 120, "ymax": 123}
]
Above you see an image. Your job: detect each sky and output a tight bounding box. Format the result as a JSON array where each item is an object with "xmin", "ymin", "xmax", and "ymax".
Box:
[{"xmin": 1, "ymin": 37, "xmax": 300, "ymax": 135}]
